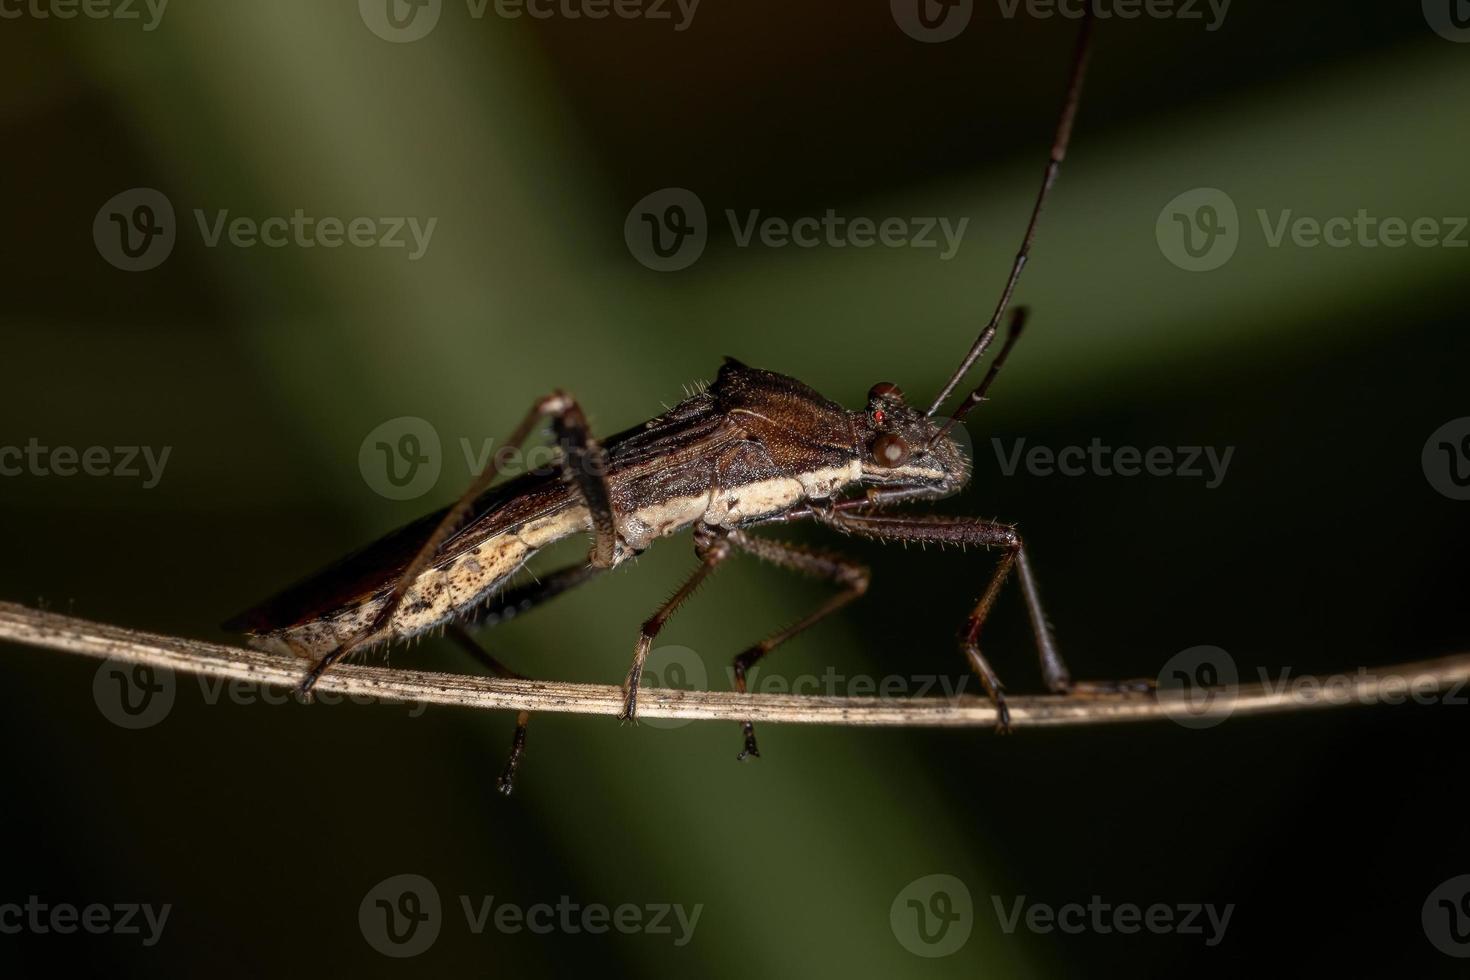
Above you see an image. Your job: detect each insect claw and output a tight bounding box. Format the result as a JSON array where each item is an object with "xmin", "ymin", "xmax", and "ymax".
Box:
[
  {"xmin": 295, "ymin": 667, "xmax": 323, "ymax": 703},
  {"xmin": 617, "ymin": 695, "xmax": 640, "ymax": 725},
  {"xmin": 737, "ymin": 729, "xmax": 762, "ymax": 761},
  {"xmin": 992, "ymin": 695, "xmax": 1013, "ymax": 735}
]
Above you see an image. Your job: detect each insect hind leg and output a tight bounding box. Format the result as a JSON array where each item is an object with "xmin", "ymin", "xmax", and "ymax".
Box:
[
  {"xmin": 297, "ymin": 390, "xmax": 620, "ymax": 699},
  {"xmin": 446, "ymin": 624, "xmax": 532, "ymax": 795}
]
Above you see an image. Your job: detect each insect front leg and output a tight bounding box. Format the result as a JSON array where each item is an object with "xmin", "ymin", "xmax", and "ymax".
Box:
[
  {"xmin": 620, "ymin": 524, "xmax": 732, "ymax": 723},
  {"xmin": 723, "ymin": 531, "xmax": 870, "ymax": 760},
  {"xmin": 816, "ymin": 510, "xmax": 1147, "ymax": 733},
  {"xmin": 297, "ymin": 390, "xmax": 620, "ymax": 697}
]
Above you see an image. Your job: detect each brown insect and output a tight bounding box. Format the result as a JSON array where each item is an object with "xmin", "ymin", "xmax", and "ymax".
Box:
[{"xmin": 226, "ymin": 11, "xmax": 1143, "ymax": 793}]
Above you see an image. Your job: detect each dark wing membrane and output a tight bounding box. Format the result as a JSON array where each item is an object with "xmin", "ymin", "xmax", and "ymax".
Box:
[
  {"xmin": 602, "ymin": 392, "xmax": 740, "ymax": 470},
  {"xmin": 601, "ymin": 390, "xmax": 752, "ymax": 502},
  {"xmin": 222, "ymin": 470, "xmax": 572, "ymax": 634}
]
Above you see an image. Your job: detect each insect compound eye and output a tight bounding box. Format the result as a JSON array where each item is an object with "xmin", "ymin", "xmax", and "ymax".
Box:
[
  {"xmin": 868, "ymin": 382, "xmax": 904, "ymax": 403},
  {"xmin": 870, "ymin": 433, "xmax": 910, "ymax": 468}
]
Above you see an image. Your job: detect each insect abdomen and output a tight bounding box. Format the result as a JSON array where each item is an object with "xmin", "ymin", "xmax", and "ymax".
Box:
[{"xmin": 249, "ymin": 504, "xmax": 592, "ymax": 659}]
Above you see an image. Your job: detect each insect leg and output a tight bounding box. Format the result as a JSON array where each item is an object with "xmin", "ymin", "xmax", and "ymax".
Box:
[
  {"xmin": 812, "ymin": 511, "xmax": 1041, "ymax": 734},
  {"xmin": 446, "ymin": 624, "xmax": 530, "ymax": 796},
  {"xmin": 723, "ymin": 531, "xmax": 870, "ymax": 760},
  {"xmin": 298, "ymin": 391, "xmax": 619, "ymax": 697},
  {"xmin": 620, "ymin": 524, "xmax": 732, "ymax": 722},
  {"xmin": 465, "ymin": 562, "xmax": 607, "ymax": 631}
]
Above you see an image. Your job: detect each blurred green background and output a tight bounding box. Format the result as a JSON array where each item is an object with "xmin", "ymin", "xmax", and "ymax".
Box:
[{"xmin": 2, "ymin": 1, "xmax": 1468, "ymax": 976}]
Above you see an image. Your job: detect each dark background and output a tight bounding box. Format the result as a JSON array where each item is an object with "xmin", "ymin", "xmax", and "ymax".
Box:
[{"xmin": 2, "ymin": 1, "xmax": 1468, "ymax": 976}]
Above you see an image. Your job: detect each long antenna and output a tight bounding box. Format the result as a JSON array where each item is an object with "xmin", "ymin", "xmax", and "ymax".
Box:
[
  {"xmin": 925, "ymin": 10, "xmax": 1097, "ymax": 419},
  {"xmin": 932, "ymin": 307, "xmax": 1028, "ymax": 443}
]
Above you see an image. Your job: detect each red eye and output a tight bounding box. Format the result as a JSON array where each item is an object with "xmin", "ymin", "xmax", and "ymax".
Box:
[{"xmin": 872, "ymin": 410, "xmax": 885, "ymax": 424}]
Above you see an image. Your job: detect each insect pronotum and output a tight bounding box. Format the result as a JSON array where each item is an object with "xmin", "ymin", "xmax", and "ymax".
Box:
[{"xmin": 226, "ymin": 10, "xmax": 1146, "ymax": 793}]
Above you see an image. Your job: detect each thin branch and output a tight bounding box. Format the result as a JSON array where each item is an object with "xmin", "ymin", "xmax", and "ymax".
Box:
[{"xmin": 2, "ymin": 602, "xmax": 1465, "ymax": 728}]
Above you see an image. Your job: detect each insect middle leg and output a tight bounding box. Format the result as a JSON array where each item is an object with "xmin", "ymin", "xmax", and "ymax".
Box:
[
  {"xmin": 297, "ymin": 390, "xmax": 620, "ymax": 696},
  {"xmin": 723, "ymin": 531, "xmax": 870, "ymax": 760},
  {"xmin": 620, "ymin": 524, "xmax": 739, "ymax": 722}
]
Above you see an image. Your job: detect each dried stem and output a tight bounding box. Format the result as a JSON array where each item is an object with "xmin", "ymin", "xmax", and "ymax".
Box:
[{"xmin": 1, "ymin": 602, "xmax": 1465, "ymax": 727}]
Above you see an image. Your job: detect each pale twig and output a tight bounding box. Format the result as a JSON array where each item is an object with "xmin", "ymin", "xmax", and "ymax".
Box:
[{"xmin": 1, "ymin": 602, "xmax": 1465, "ymax": 727}]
